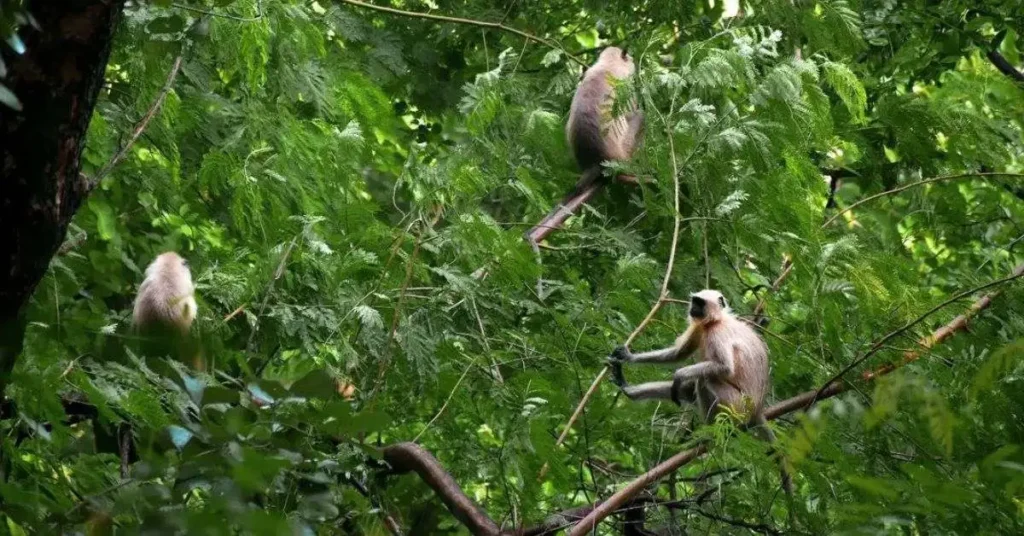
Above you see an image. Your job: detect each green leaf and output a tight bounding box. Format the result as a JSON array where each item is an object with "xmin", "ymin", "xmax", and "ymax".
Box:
[
  {"xmin": 147, "ymin": 15, "xmax": 185, "ymax": 35},
  {"xmin": 289, "ymin": 369, "xmax": 336, "ymax": 400},
  {"xmin": 972, "ymin": 340, "xmax": 1024, "ymax": 395},
  {"xmin": 0, "ymin": 83, "xmax": 22, "ymax": 111}
]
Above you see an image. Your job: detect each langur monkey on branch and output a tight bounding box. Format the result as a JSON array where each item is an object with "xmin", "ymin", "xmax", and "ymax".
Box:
[
  {"xmin": 93, "ymin": 252, "xmax": 199, "ymax": 461},
  {"xmin": 525, "ymin": 46, "xmax": 644, "ymax": 246},
  {"xmin": 608, "ymin": 289, "xmax": 794, "ymax": 495},
  {"xmin": 132, "ymin": 251, "xmax": 201, "ymax": 368}
]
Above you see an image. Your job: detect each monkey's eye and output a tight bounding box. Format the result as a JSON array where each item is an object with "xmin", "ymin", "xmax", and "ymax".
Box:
[
  {"xmin": 718, "ymin": 297, "xmax": 727, "ymax": 308},
  {"xmin": 691, "ymin": 296, "xmax": 705, "ymax": 306}
]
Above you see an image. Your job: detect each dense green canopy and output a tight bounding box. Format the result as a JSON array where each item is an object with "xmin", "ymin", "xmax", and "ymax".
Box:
[{"xmin": 2, "ymin": 0, "xmax": 1024, "ymax": 534}]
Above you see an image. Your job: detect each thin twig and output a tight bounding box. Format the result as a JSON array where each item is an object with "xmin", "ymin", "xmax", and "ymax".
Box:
[
  {"xmin": 375, "ymin": 221, "xmax": 425, "ymax": 388},
  {"xmin": 694, "ymin": 508, "xmax": 781, "ymax": 536},
  {"xmin": 87, "ymin": 55, "xmax": 185, "ymax": 191},
  {"xmin": 822, "ymin": 172, "xmax": 1024, "ymax": 228},
  {"xmin": 471, "ymin": 298, "xmax": 504, "ymax": 383},
  {"xmin": 863, "ymin": 263, "xmax": 1024, "ymax": 380},
  {"xmin": 222, "ymin": 304, "xmax": 246, "ymax": 323},
  {"xmin": 413, "ymin": 360, "xmax": 475, "ymax": 443},
  {"xmin": 57, "ymin": 230, "xmax": 88, "ymax": 256},
  {"xmin": 338, "ymin": 0, "xmax": 583, "ymax": 67},
  {"xmin": 810, "ymin": 266, "xmax": 1024, "ymax": 405},
  {"xmin": 344, "ymin": 476, "xmax": 404, "ymax": 535},
  {"xmin": 752, "ymin": 255, "xmax": 793, "ymax": 325},
  {"xmin": 248, "ymin": 237, "xmax": 300, "ymax": 372},
  {"xmin": 540, "ymin": 96, "xmax": 687, "ymax": 479},
  {"xmin": 172, "ymin": 0, "xmax": 263, "ymax": 22}
]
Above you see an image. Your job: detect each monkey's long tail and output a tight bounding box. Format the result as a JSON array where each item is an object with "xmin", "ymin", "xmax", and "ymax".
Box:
[
  {"xmin": 524, "ymin": 167, "xmax": 604, "ymax": 246},
  {"xmin": 751, "ymin": 413, "xmax": 795, "ymax": 497}
]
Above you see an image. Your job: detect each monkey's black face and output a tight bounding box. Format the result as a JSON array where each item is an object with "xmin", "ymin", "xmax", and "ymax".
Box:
[{"xmin": 689, "ymin": 296, "xmax": 706, "ymax": 319}]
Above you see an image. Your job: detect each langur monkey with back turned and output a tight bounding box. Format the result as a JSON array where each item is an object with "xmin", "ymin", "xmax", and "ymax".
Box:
[
  {"xmin": 608, "ymin": 289, "xmax": 794, "ymax": 495},
  {"xmin": 525, "ymin": 46, "xmax": 644, "ymax": 245},
  {"xmin": 133, "ymin": 251, "xmax": 201, "ymax": 369},
  {"xmin": 94, "ymin": 252, "xmax": 199, "ymax": 460}
]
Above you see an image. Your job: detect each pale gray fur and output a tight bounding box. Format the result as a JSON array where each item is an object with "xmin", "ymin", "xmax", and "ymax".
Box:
[
  {"xmin": 132, "ymin": 251, "xmax": 197, "ymax": 334},
  {"xmin": 609, "ymin": 288, "xmax": 793, "ymax": 494},
  {"xmin": 565, "ymin": 46, "xmax": 644, "ymax": 193}
]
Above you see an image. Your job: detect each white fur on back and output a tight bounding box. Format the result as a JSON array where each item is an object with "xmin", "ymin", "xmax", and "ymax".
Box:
[
  {"xmin": 133, "ymin": 252, "xmax": 196, "ymax": 332},
  {"xmin": 567, "ymin": 47, "xmax": 638, "ymax": 161}
]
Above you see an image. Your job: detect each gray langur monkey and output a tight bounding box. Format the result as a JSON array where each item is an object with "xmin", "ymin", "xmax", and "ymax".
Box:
[
  {"xmin": 565, "ymin": 45, "xmax": 645, "ymax": 197},
  {"xmin": 608, "ymin": 289, "xmax": 794, "ymax": 495},
  {"xmin": 132, "ymin": 251, "xmax": 201, "ymax": 368},
  {"xmin": 93, "ymin": 252, "xmax": 199, "ymax": 460},
  {"xmin": 525, "ymin": 47, "xmax": 645, "ymax": 247}
]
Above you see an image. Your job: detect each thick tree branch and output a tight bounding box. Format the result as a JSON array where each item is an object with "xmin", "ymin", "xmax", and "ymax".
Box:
[
  {"xmin": 566, "ymin": 262, "xmax": 1024, "ymax": 535},
  {"xmin": 987, "ymin": 50, "xmax": 1024, "ymax": 83},
  {"xmin": 987, "ymin": 32, "xmax": 1024, "ymax": 84},
  {"xmin": 382, "ymin": 442, "xmax": 501, "ymax": 535},
  {"xmin": 525, "ymin": 181, "xmax": 604, "ymax": 245}
]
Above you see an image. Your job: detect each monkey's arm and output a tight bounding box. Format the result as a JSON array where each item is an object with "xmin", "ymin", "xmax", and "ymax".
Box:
[
  {"xmin": 612, "ymin": 324, "xmax": 700, "ymax": 365},
  {"xmin": 622, "ymin": 109, "xmax": 644, "ymax": 156}
]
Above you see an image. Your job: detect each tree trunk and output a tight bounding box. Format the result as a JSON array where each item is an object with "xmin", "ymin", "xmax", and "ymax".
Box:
[{"xmin": 0, "ymin": 0, "xmax": 125, "ymax": 393}]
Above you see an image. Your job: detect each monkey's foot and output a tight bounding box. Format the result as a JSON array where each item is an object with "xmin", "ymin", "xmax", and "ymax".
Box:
[{"xmin": 607, "ymin": 359, "xmax": 628, "ymax": 388}]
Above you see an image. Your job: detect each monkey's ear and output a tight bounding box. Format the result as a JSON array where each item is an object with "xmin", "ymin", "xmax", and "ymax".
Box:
[
  {"xmin": 621, "ymin": 47, "xmax": 629, "ymax": 60},
  {"xmin": 718, "ymin": 296, "xmax": 727, "ymax": 308}
]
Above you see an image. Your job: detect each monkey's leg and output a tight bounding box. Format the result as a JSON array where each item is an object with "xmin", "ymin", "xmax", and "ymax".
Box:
[
  {"xmin": 619, "ymin": 381, "xmax": 675, "ymax": 401},
  {"xmin": 672, "ymin": 361, "xmax": 730, "ymax": 384},
  {"xmin": 611, "ymin": 358, "xmax": 697, "ymax": 404}
]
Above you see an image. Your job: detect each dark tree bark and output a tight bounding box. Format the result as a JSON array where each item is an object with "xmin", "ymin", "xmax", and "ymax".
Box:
[{"xmin": 0, "ymin": 0, "xmax": 125, "ymax": 394}]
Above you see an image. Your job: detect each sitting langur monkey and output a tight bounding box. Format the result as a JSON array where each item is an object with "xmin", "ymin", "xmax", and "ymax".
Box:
[
  {"xmin": 132, "ymin": 251, "xmax": 201, "ymax": 369},
  {"xmin": 525, "ymin": 46, "xmax": 644, "ymax": 245},
  {"xmin": 608, "ymin": 289, "xmax": 793, "ymax": 495},
  {"xmin": 94, "ymin": 252, "xmax": 198, "ymax": 461}
]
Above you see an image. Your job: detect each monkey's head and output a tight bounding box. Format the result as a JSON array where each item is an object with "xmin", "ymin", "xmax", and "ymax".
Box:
[
  {"xmin": 146, "ymin": 252, "xmax": 193, "ymax": 285},
  {"xmin": 597, "ymin": 46, "xmax": 635, "ymax": 76},
  {"xmin": 688, "ymin": 289, "xmax": 729, "ymax": 325}
]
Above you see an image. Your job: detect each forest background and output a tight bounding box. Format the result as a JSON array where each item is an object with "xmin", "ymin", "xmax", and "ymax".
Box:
[{"xmin": 2, "ymin": 0, "xmax": 1024, "ymax": 534}]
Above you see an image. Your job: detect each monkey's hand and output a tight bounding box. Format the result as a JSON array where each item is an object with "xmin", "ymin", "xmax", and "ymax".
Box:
[{"xmin": 609, "ymin": 345, "xmax": 632, "ymax": 363}]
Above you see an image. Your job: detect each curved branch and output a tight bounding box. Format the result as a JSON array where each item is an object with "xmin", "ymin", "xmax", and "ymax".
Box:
[
  {"xmin": 822, "ymin": 172, "xmax": 1024, "ymax": 228},
  {"xmin": 338, "ymin": 0, "xmax": 583, "ymax": 67},
  {"xmin": 382, "ymin": 442, "xmax": 501, "ymax": 535}
]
